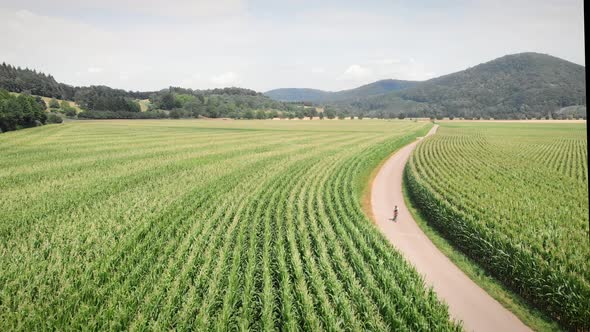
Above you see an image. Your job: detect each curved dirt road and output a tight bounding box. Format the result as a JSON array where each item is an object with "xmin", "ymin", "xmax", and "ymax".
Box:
[{"xmin": 370, "ymin": 125, "xmax": 530, "ymax": 332}]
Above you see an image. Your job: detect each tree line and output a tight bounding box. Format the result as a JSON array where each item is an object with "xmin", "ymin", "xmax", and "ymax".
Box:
[
  {"xmin": 0, "ymin": 89, "xmax": 48, "ymax": 132},
  {"xmin": 0, "ymin": 64, "xmax": 305, "ymax": 121}
]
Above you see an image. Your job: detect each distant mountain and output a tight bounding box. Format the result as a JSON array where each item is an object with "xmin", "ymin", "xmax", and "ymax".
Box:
[
  {"xmin": 264, "ymin": 79, "xmax": 417, "ymax": 103},
  {"xmin": 331, "ymin": 79, "xmax": 417, "ymax": 101},
  {"xmin": 268, "ymin": 53, "xmax": 586, "ymax": 120},
  {"xmin": 395, "ymin": 52, "xmax": 586, "ymax": 119},
  {"xmin": 264, "ymin": 88, "xmax": 330, "ymax": 102}
]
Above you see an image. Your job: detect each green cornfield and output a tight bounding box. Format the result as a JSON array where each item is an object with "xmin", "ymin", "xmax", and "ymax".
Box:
[
  {"xmin": 405, "ymin": 122, "xmax": 589, "ymax": 329},
  {"xmin": 0, "ymin": 120, "xmax": 461, "ymax": 331}
]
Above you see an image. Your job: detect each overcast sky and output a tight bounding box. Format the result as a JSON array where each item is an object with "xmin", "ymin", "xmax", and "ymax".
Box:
[{"xmin": 0, "ymin": 0, "xmax": 585, "ymax": 92}]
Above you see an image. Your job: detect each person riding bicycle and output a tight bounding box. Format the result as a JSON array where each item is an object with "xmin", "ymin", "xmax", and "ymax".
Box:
[{"xmin": 393, "ymin": 205, "xmax": 399, "ymax": 222}]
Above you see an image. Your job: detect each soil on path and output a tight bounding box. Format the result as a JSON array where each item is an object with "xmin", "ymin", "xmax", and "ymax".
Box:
[{"xmin": 370, "ymin": 125, "xmax": 531, "ymax": 332}]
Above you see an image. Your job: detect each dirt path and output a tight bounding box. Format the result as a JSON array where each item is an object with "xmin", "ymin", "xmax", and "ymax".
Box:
[{"xmin": 370, "ymin": 125, "xmax": 531, "ymax": 332}]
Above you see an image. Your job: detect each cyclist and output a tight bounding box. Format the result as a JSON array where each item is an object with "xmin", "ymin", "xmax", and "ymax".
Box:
[{"xmin": 393, "ymin": 205, "xmax": 399, "ymax": 222}]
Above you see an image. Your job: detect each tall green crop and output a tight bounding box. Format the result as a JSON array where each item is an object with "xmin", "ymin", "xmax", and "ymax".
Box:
[
  {"xmin": 406, "ymin": 122, "xmax": 589, "ymax": 330},
  {"xmin": 0, "ymin": 119, "xmax": 460, "ymax": 331}
]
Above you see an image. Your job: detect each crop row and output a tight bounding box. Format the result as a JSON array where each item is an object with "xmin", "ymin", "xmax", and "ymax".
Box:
[
  {"xmin": 0, "ymin": 120, "xmax": 460, "ymax": 330},
  {"xmin": 405, "ymin": 123, "xmax": 589, "ymax": 329}
]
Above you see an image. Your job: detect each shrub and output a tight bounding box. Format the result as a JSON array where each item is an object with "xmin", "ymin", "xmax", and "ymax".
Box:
[{"xmin": 47, "ymin": 113, "xmax": 63, "ymax": 124}]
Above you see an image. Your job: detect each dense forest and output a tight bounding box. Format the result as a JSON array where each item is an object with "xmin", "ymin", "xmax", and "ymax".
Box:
[
  {"xmin": 395, "ymin": 53, "xmax": 586, "ymax": 119},
  {"xmin": 266, "ymin": 53, "xmax": 587, "ymax": 120},
  {"xmin": 0, "ymin": 89, "xmax": 49, "ymax": 132},
  {"xmin": 0, "ymin": 62, "xmax": 74, "ymax": 100},
  {"xmin": 77, "ymin": 87, "xmax": 309, "ymax": 120},
  {"xmin": 0, "ymin": 62, "xmax": 150, "ymax": 118},
  {"xmin": 0, "ymin": 63, "xmax": 314, "ymax": 130},
  {"xmin": 145, "ymin": 86, "xmax": 296, "ymax": 119},
  {"xmin": 0, "ymin": 63, "xmax": 150, "ymax": 101}
]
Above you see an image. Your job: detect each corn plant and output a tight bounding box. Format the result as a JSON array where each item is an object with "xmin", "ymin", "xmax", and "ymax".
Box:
[
  {"xmin": 0, "ymin": 120, "xmax": 460, "ymax": 331},
  {"xmin": 406, "ymin": 122, "xmax": 589, "ymax": 330}
]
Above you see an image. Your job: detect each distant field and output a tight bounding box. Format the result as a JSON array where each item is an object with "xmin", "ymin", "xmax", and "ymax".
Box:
[
  {"xmin": 406, "ymin": 122, "xmax": 589, "ymax": 329},
  {"xmin": 137, "ymin": 99, "xmax": 151, "ymax": 112},
  {"xmin": 0, "ymin": 120, "xmax": 460, "ymax": 330}
]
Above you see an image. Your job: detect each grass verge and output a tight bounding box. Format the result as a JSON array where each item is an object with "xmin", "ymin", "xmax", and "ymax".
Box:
[{"xmin": 401, "ymin": 181, "xmax": 562, "ymax": 332}]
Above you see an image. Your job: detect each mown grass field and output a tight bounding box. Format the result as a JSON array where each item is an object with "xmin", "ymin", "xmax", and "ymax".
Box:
[
  {"xmin": 405, "ymin": 122, "xmax": 589, "ymax": 329},
  {"xmin": 0, "ymin": 119, "xmax": 461, "ymax": 331}
]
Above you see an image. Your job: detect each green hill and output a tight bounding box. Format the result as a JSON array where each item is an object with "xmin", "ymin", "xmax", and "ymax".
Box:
[
  {"xmin": 265, "ymin": 79, "xmax": 417, "ymax": 103},
  {"xmin": 267, "ymin": 53, "xmax": 586, "ymax": 120},
  {"xmin": 396, "ymin": 52, "xmax": 586, "ymax": 119},
  {"xmin": 331, "ymin": 79, "xmax": 417, "ymax": 101},
  {"xmin": 263, "ymin": 88, "xmax": 330, "ymax": 102}
]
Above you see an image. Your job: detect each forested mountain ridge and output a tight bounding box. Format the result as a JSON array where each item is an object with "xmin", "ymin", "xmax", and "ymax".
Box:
[
  {"xmin": 267, "ymin": 53, "xmax": 586, "ymax": 119},
  {"xmin": 265, "ymin": 79, "xmax": 417, "ymax": 102},
  {"xmin": 396, "ymin": 52, "xmax": 586, "ymax": 119},
  {"xmin": 332, "ymin": 79, "xmax": 417, "ymax": 101},
  {"xmin": 263, "ymin": 88, "xmax": 330, "ymax": 102}
]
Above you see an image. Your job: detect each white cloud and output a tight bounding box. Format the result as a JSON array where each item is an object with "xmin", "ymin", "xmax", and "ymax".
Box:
[
  {"xmin": 14, "ymin": 9, "xmax": 34, "ymax": 20},
  {"xmin": 389, "ymin": 58, "xmax": 436, "ymax": 81},
  {"xmin": 0, "ymin": 0, "xmax": 583, "ymax": 91},
  {"xmin": 0, "ymin": 7, "xmax": 120, "ymax": 85},
  {"xmin": 371, "ymin": 58, "xmax": 401, "ymax": 65},
  {"xmin": 335, "ymin": 59, "xmax": 437, "ymax": 85},
  {"xmin": 87, "ymin": 67, "xmax": 103, "ymax": 73},
  {"xmin": 178, "ymin": 73, "xmax": 202, "ymax": 87},
  {"xmin": 341, "ymin": 64, "xmax": 372, "ymax": 80},
  {"xmin": 311, "ymin": 67, "xmax": 326, "ymax": 74},
  {"xmin": 210, "ymin": 72, "xmax": 239, "ymax": 86},
  {"xmin": 6, "ymin": 0, "xmax": 246, "ymax": 19},
  {"xmin": 123, "ymin": 0, "xmax": 245, "ymax": 18}
]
